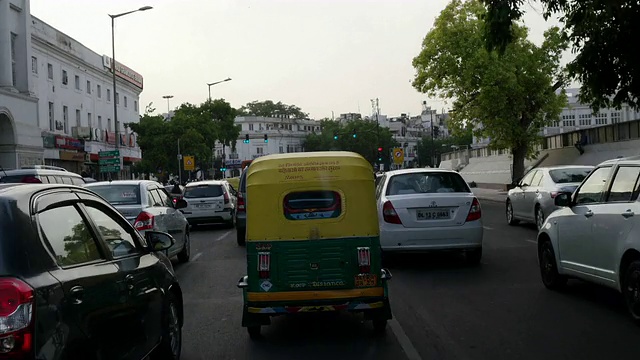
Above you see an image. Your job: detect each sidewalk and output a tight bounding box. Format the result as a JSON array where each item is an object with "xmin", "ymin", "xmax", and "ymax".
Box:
[{"xmin": 472, "ymin": 188, "xmax": 508, "ymax": 203}]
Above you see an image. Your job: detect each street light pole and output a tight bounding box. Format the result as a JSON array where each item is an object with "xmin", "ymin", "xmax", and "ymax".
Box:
[
  {"xmin": 109, "ymin": 5, "xmax": 152, "ymax": 180},
  {"xmin": 207, "ymin": 77, "xmax": 232, "ymax": 102},
  {"xmin": 162, "ymin": 95, "xmax": 173, "ymax": 115}
]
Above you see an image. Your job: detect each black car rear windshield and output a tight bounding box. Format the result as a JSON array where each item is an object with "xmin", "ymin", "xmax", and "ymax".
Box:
[
  {"xmin": 549, "ymin": 168, "xmax": 592, "ymax": 184},
  {"xmin": 183, "ymin": 184, "xmax": 223, "ymax": 198},
  {"xmin": 88, "ymin": 185, "xmax": 141, "ymax": 205},
  {"xmin": 386, "ymin": 172, "xmax": 470, "ymax": 195}
]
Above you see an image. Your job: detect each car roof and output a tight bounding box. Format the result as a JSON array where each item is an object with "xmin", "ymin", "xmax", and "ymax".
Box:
[
  {"xmin": 384, "ymin": 168, "xmax": 459, "ymax": 176},
  {"xmin": 185, "ymin": 180, "xmax": 225, "ymax": 187},
  {"xmin": 1, "ymin": 168, "xmax": 83, "ymax": 177},
  {"xmin": 598, "ymin": 155, "xmax": 640, "ymax": 167},
  {"xmin": 533, "ymin": 165, "xmax": 595, "ymax": 171},
  {"xmin": 0, "ymin": 183, "xmax": 84, "ymax": 199},
  {"xmin": 84, "ymin": 180, "xmax": 160, "ymax": 187}
]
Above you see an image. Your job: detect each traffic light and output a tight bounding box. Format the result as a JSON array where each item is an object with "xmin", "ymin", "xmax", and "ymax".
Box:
[
  {"xmin": 333, "ymin": 132, "xmax": 338, "ymax": 140},
  {"xmin": 377, "ymin": 147, "xmax": 383, "ymax": 162},
  {"xmin": 352, "ymin": 129, "xmax": 357, "ymax": 139},
  {"xmin": 264, "ymin": 134, "xmax": 268, "ymax": 143},
  {"xmin": 244, "ymin": 134, "xmax": 249, "ymax": 144}
]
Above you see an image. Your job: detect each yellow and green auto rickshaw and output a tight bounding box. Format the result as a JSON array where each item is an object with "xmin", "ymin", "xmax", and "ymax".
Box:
[{"xmin": 237, "ymin": 151, "xmax": 392, "ymax": 339}]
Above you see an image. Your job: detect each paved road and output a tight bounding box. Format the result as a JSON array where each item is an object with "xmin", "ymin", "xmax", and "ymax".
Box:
[{"xmin": 173, "ymin": 201, "xmax": 640, "ymax": 360}]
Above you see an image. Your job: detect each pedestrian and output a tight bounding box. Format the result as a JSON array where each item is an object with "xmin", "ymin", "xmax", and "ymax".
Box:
[{"xmin": 171, "ymin": 182, "xmax": 182, "ymax": 195}]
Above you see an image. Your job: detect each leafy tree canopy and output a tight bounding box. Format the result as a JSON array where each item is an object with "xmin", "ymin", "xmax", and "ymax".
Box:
[
  {"xmin": 412, "ymin": 0, "xmax": 568, "ymax": 181},
  {"xmin": 238, "ymin": 100, "xmax": 308, "ymax": 119},
  {"xmin": 482, "ymin": 0, "xmax": 640, "ymax": 111},
  {"xmin": 303, "ymin": 119, "xmax": 398, "ymax": 167}
]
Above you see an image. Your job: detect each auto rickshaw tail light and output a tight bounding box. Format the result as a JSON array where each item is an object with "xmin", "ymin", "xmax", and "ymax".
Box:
[
  {"xmin": 258, "ymin": 252, "xmax": 271, "ymax": 279},
  {"xmin": 382, "ymin": 201, "xmax": 402, "ymax": 224},
  {"xmin": 237, "ymin": 193, "xmax": 245, "ymax": 213},
  {"xmin": 466, "ymin": 197, "xmax": 482, "ymax": 222},
  {"xmin": 357, "ymin": 247, "xmax": 371, "ymax": 273}
]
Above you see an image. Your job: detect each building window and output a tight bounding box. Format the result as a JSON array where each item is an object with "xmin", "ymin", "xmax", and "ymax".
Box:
[
  {"xmin": 74, "ymin": 75, "xmax": 80, "ymax": 90},
  {"xmin": 107, "ymin": 89, "xmax": 111, "ymax": 101},
  {"xmin": 88, "ymin": 113, "xmax": 92, "ymax": 128},
  {"xmin": 86, "ymin": 80, "xmax": 91, "ymax": 94},
  {"xmin": 595, "ymin": 113, "xmax": 608, "ymax": 125},
  {"xmin": 256, "ymin": 147, "xmax": 264, "ymax": 155},
  {"xmin": 47, "ymin": 63, "xmax": 53, "ymax": 80},
  {"xmin": 48, "ymin": 102, "xmax": 54, "ymax": 131},
  {"xmin": 279, "ymin": 146, "xmax": 284, "ymax": 153},
  {"xmin": 98, "ymin": 116, "xmax": 102, "ymax": 130},
  {"xmin": 107, "ymin": 118, "xmax": 112, "ymax": 131},
  {"xmin": 31, "ymin": 56, "xmax": 38, "ymax": 74},
  {"xmin": 134, "ymin": 100, "xmax": 138, "ymax": 112},
  {"xmin": 62, "ymin": 70, "xmax": 68, "ymax": 85},
  {"xmin": 249, "ymin": 124, "xmax": 254, "ymax": 131},
  {"xmin": 10, "ymin": 33, "xmax": 16, "ymax": 86},
  {"xmin": 124, "ymin": 96, "xmax": 128, "ymax": 108},
  {"xmin": 97, "ymin": 84, "xmax": 101, "ymax": 98},
  {"xmin": 75, "ymin": 109, "xmax": 81, "ymax": 127},
  {"xmin": 611, "ymin": 112, "xmax": 621, "ymax": 123},
  {"xmin": 116, "ymin": 92, "xmax": 119, "ymax": 105},
  {"xmin": 63, "ymin": 106, "xmax": 69, "ymax": 134}
]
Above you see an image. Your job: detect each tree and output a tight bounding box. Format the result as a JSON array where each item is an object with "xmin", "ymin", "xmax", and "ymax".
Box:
[
  {"xmin": 238, "ymin": 100, "xmax": 308, "ymax": 119},
  {"xmin": 481, "ymin": 0, "xmax": 640, "ymax": 112},
  {"xmin": 303, "ymin": 119, "xmax": 398, "ymax": 166},
  {"xmin": 416, "ymin": 128, "xmax": 473, "ymax": 167},
  {"xmin": 412, "ymin": 0, "xmax": 568, "ymax": 182},
  {"xmin": 129, "ymin": 103, "xmax": 174, "ymax": 179}
]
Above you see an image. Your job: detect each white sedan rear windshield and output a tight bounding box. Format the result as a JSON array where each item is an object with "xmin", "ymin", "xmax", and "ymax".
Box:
[
  {"xmin": 183, "ymin": 185, "xmax": 223, "ymax": 198},
  {"xmin": 89, "ymin": 185, "xmax": 141, "ymax": 205},
  {"xmin": 549, "ymin": 168, "xmax": 592, "ymax": 184},
  {"xmin": 386, "ymin": 172, "xmax": 470, "ymax": 195}
]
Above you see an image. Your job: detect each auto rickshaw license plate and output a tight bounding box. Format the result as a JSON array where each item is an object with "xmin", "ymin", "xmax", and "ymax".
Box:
[{"xmin": 355, "ymin": 274, "xmax": 377, "ymax": 287}]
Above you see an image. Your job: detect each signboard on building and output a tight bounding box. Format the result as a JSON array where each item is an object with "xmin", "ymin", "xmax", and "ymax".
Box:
[
  {"xmin": 54, "ymin": 136, "xmax": 84, "ymax": 151},
  {"xmin": 102, "ymin": 55, "xmax": 144, "ymax": 89},
  {"xmin": 99, "ymin": 150, "xmax": 120, "ymax": 173}
]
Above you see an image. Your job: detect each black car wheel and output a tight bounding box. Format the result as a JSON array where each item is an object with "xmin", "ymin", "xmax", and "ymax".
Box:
[
  {"xmin": 237, "ymin": 228, "xmax": 246, "ymax": 246},
  {"xmin": 153, "ymin": 292, "xmax": 182, "ymax": 360},
  {"xmin": 622, "ymin": 260, "xmax": 640, "ymax": 322},
  {"xmin": 247, "ymin": 325, "xmax": 261, "ymax": 340},
  {"xmin": 465, "ymin": 247, "xmax": 482, "ymax": 265},
  {"xmin": 535, "ymin": 206, "xmax": 545, "ymax": 231},
  {"xmin": 539, "ymin": 240, "xmax": 567, "ymax": 290},
  {"xmin": 177, "ymin": 231, "xmax": 190, "ymax": 263},
  {"xmin": 372, "ymin": 319, "xmax": 387, "ymax": 334},
  {"xmin": 506, "ymin": 200, "xmax": 519, "ymax": 225}
]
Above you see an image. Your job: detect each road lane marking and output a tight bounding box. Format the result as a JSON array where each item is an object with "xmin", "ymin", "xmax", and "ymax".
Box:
[
  {"xmin": 389, "ymin": 318, "xmax": 422, "ymax": 360},
  {"xmin": 214, "ymin": 231, "xmax": 231, "ymax": 242},
  {"xmin": 191, "ymin": 252, "xmax": 202, "ymax": 262},
  {"xmin": 483, "ymin": 226, "xmax": 493, "ymax": 230}
]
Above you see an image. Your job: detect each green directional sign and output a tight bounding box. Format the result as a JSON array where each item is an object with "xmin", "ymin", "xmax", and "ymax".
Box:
[
  {"xmin": 99, "ymin": 165, "xmax": 121, "ymax": 173},
  {"xmin": 99, "ymin": 158, "xmax": 120, "ymax": 165},
  {"xmin": 99, "ymin": 150, "xmax": 120, "ymax": 157}
]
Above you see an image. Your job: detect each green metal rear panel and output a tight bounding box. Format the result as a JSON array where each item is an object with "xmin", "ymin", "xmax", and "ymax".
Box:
[{"xmin": 246, "ymin": 237, "xmax": 382, "ymax": 293}]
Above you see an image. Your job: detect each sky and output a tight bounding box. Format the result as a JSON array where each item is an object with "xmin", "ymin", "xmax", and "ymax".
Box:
[{"xmin": 30, "ymin": 0, "xmax": 570, "ymax": 119}]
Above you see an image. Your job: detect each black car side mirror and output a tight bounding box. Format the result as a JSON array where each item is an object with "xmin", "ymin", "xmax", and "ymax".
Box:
[
  {"xmin": 145, "ymin": 231, "xmax": 175, "ymax": 252},
  {"xmin": 554, "ymin": 192, "xmax": 572, "ymax": 207},
  {"xmin": 174, "ymin": 199, "xmax": 188, "ymax": 209}
]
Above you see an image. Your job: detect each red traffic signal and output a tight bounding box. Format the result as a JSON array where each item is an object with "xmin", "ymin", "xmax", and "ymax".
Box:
[{"xmin": 377, "ymin": 147, "xmax": 383, "ymax": 152}]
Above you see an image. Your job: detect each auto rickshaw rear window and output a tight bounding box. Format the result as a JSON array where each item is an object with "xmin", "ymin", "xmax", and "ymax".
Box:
[{"xmin": 283, "ymin": 191, "xmax": 341, "ymax": 220}]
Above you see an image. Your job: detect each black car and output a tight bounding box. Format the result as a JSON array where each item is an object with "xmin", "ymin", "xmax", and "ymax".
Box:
[{"xmin": 0, "ymin": 183, "xmax": 184, "ymax": 360}]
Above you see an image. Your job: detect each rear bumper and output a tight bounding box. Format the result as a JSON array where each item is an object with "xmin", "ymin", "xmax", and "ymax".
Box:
[
  {"xmin": 380, "ymin": 220, "xmax": 483, "ymax": 252},
  {"xmin": 183, "ymin": 208, "xmax": 233, "ymax": 223}
]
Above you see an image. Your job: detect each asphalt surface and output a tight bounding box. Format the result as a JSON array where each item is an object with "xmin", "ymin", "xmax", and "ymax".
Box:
[{"xmin": 173, "ymin": 201, "xmax": 640, "ymax": 360}]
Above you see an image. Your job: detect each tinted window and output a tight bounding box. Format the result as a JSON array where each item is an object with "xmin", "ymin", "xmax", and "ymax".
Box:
[
  {"xmin": 147, "ymin": 189, "xmax": 162, "ymax": 206},
  {"xmin": 60, "ymin": 176, "xmax": 73, "ymax": 185},
  {"xmin": 530, "ymin": 171, "xmax": 543, "ymax": 186},
  {"xmin": 85, "ymin": 206, "xmax": 139, "ymax": 258},
  {"xmin": 549, "ymin": 167, "xmax": 593, "ymax": 184},
  {"xmin": 607, "ymin": 167, "xmax": 640, "ymax": 203},
  {"xmin": 88, "ymin": 185, "xmax": 141, "ymax": 205},
  {"xmin": 183, "ymin": 184, "xmax": 224, "ymax": 198},
  {"xmin": 283, "ymin": 191, "xmax": 342, "ymax": 220},
  {"xmin": 386, "ymin": 172, "xmax": 469, "ymax": 196},
  {"xmin": 575, "ymin": 167, "xmax": 611, "ymax": 205},
  {"xmin": 0, "ymin": 175, "xmax": 27, "ymax": 183},
  {"xmin": 375, "ymin": 175, "xmax": 386, "ymax": 199},
  {"xmin": 38, "ymin": 205, "xmax": 103, "ymax": 266},
  {"xmin": 154, "ymin": 188, "xmax": 173, "ymax": 207},
  {"xmin": 70, "ymin": 177, "xmax": 85, "ymax": 185},
  {"xmin": 519, "ymin": 171, "xmax": 536, "ymax": 187}
]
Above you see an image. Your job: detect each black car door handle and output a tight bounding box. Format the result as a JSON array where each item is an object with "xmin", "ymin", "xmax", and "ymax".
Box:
[
  {"xmin": 622, "ymin": 210, "xmax": 635, "ymax": 218},
  {"xmin": 69, "ymin": 285, "xmax": 84, "ymax": 305},
  {"xmin": 125, "ymin": 274, "xmax": 135, "ymax": 290}
]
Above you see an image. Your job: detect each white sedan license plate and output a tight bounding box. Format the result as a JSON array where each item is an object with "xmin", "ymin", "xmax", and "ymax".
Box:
[{"xmin": 416, "ymin": 208, "xmax": 450, "ymax": 220}]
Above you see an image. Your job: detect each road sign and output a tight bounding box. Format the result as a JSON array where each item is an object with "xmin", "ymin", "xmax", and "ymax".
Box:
[
  {"xmin": 99, "ymin": 158, "xmax": 120, "ymax": 165},
  {"xmin": 99, "ymin": 150, "xmax": 120, "ymax": 157},
  {"xmin": 183, "ymin": 156, "xmax": 195, "ymax": 171},
  {"xmin": 99, "ymin": 165, "xmax": 121, "ymax": 173},
  {"xmin": 393, "ymin": 147, "xmax": 404, "ymax": 165}
]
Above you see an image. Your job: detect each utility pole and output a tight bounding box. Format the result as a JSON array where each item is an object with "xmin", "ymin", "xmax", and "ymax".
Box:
[{"xmin": 177, "ymin": 138, "xmax": 182, "ymax": 184}]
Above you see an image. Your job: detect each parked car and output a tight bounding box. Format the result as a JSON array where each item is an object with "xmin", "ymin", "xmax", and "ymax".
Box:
[
  {"xmin": 235, "ymin": 169, "xmax": 248, "ymax": 246},
  {"xmin": 180, "ymin": 180, "xmax": 236, "ymax": 228},
  {"xmin": 506, "ymin": 165, "xmax": 594, "ymax": 230},
  {"xmin": 0, "ymin": 183, "xmax": 184, "ymax": 359},
  {"xmin": 538, "ymin": 157, "xmax": 640, "ymax": 322},
  {"xmin": 0, "ymin": 166, "xmax": 85, "ymax": 185},
  {"xmin": 84, "ymin": 180, "xmax": 191, "ymax": 263},
  {"xmin": 375, "ymin": 168, "xmax": 483, "ymax": 264}
]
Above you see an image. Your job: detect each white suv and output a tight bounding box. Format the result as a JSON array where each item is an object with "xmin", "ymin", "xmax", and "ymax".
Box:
[
  {"xmin": 181, "ymin": 180, "xmax": 235, "ymax": 227},
  {"xmin": 538, "ymin": 156, "xmax": 640, "ymax": 322}
]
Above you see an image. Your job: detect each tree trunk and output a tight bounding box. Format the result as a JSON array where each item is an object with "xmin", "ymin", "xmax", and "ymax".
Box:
[{"xmin": 511, "ymin": 143, "xmax": 528, "ymax": 184}]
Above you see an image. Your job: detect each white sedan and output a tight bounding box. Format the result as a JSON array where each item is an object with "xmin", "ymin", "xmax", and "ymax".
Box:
[{"xmin": 375, "ymin": 168, "xmax": 483, "ymax": 264}]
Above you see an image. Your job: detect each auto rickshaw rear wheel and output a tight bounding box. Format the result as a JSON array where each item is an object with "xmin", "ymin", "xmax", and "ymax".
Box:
[
  {"xmin": 247, "ymin": 325, "xmax": 261, "ymax": 339},
  {"xmin": 372, "ymin": 319, "xmax": 387, "ymax": 334}
]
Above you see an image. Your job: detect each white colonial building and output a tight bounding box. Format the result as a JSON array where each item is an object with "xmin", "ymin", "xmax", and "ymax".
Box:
[
  {"xmin": 213, "ymin": 116, "xmax": 320, "ymax": 177},
  {"xmin": 0, "ymin": 0, "xmax": 42, "ymax": 170},
  {"xmin": 30, "ymin": 15, "xmax": 143, "ymax": 178}
]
